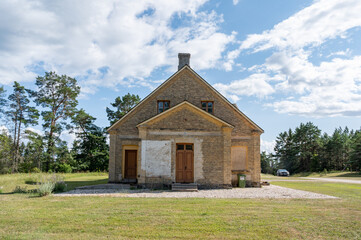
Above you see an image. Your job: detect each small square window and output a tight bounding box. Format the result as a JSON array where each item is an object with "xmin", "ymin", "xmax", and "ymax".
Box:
[
  {"xmin": 158, "ymin": 100, "xmax": 170, "ymax": 113},
  {"xmin": 186, "ymin": 145, "xmax": 193, "ymax": 150},
  {"xmin": 201, "ymin": 101, "xmax": 213, "ymax": 114}
]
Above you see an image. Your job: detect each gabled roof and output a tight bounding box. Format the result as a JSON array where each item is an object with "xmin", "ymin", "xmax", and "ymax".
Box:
[
  {"xmin": 108, "ymin": 65, "xmax": 264, "ymax": 133},
  {"xmin": 137, "ymin": 101, "xmax": 234, "ymax": 128}
]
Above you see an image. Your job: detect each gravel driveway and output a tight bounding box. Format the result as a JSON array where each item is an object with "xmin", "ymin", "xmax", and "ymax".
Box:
[{"xmin": 55, "ymin": 185, "xmax": 337, "ymax": 199}]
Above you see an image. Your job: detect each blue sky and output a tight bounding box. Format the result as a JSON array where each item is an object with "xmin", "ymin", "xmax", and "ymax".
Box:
[{"xmin": 1, "ymin": 0, "xmax": 361, "ymax": 152}]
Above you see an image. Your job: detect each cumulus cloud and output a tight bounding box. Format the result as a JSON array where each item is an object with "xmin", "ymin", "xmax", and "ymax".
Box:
[
  {"xmin": 240, "ymin": 0, "xmax": 361, "ymax": 52},
  {"xmin": 213, "ymin": 73, "xmax": 275, "ymax": 101},
  {"xmin": 217, "ymin": 0, "xmax": 361, "ymax": 117},
  {"xmin": 0, "ymin": 0, "xmax": 235, "ymax": 95},
  {"xmin": 0, "ymin": 125, "xmax": 9, "ymax": 134},
  {"xmin": 25, "ymin": 127, "xmax": 43, "ymax": 136},
  {"xmin": 261, "ymin": 139, "xmax": 275, "ymax": 153},
  {"xmin": 60, "ymin": 130, "xmax": 77, "ymax": 148}
]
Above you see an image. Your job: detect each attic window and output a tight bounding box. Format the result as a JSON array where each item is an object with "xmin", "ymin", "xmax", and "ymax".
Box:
[
  {"xmin": 158, "ymin": 100, "xmax": 170, "ymax": 113},
  {"xmin": 201, "ymin": 101, "xmax": 213, "ymax": 114}
]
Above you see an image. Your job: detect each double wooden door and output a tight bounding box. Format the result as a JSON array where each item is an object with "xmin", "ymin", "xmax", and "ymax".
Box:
[{"xmin": 176, "ymin": 143, "xmax": 194, "ymax": 183}]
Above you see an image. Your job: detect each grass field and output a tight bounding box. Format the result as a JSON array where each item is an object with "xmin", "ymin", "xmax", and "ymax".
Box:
[
  {"xmin": 261, "ymin": 171, "xmax": 361, "ymax": 181},
  {"xmin": 1, "ymin": 173, "xmax": 361, "ymax": 239},
  {"xmin": 291, "ymin": 171, "xmax": 361, "ymax": 179}
]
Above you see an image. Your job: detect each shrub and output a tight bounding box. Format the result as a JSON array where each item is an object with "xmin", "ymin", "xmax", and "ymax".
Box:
[
  {"xmin": 54, "ymin": 181, "xmax": 67, "ymax": 192},
  {"xmin": 0, "ymin": 167, "xmax": 11, "ymax": 174},
  {"xmin": 31, "ymin": 167, "xmax": 41, "ymax": 173},
  {"xmin": 320, "ymin": 169, "xmax": 328, "ymax": 177},
  {"xmin": 38, "ymin": 182, "xmax": 55, "ymax": 196},
  {"xmin": 13, "ymin": 186, "xmax": 28, "ymax": 193},
  {"xmin": 56, "ymin": 163, "xmax": 72, "ymax": 173},
  {"xmin": 37, "ymin": 174, "xmax": 67, "ymax": 195}
]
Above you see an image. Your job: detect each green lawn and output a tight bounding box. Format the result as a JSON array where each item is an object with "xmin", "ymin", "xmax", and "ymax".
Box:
[
  {"xmin": 261, "ymin": 173, "xmax": 310, "ymax": 181},
  {"xmin": 291, "ymin": 171, "xmax": 361, "ymax": 180},
  {"xmin": 0, "ymin": 172, "xmax": 108, "ymax": 193},
  {"xmin": 1, "ymin": 173, "xmax": 360, "ymax": 239},
  {"xmin": 262, "ymin": 171, "xmax": 361, "ymax": 181}
]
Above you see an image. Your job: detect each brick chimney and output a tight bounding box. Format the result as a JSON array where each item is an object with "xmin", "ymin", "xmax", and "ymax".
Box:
[{"xmin": 178, "ymin": 53, "xmax": 191, "ymax": 70}]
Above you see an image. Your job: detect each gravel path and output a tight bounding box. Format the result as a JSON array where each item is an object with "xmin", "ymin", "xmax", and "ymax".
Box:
[
  {"xmin": 305, "ymin": 177, "xmax": 361, "ymax": 184},
  {"xmin": 55, "ymin": 185, "xmax": 337, "ymax": 199}
]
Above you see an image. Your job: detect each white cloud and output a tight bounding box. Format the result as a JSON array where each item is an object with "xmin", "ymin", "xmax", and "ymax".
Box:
[
  {"xmin": 0, "ymin": 125, "xmax": 9, "ymax": 135},
  {"xmin": 25, "ymin": 127, "xmax": 43, "ymax": 136},
  {"xmin": 326, "ymin": 48, "xmax": 351, "ymax": 58},
  {"xmin": 213, "ymin": 73, "xmax": 275, "ymax": 101},
  {"xmin": 233, "ymin": 0, "xmax": 239, "ymax": 6},
  {"xmin": 0, "ymin": 0, "xmax": 235, "ymax": 96},
  {"xmin": 261, "ymin": 139, "xmax": 275, "ymax": 154},
  {"xmin": 240, "ymin": 0, "xmax": 361, "ymax": 52},
  {"xmin": 217, "ymin": 0, "xmax": 361, "ymax": 117},
  {"xmin": 60, "ymin": 130, "xmax": 77, "ymax": 149}
]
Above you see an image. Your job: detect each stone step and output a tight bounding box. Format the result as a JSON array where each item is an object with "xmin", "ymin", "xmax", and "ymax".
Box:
[
  {"xmin": 172, "ymin": 183, "xmax": 198, "ymax": 192},
  {"xmin": 75, "ymin": 184, "xmax": 131, "ymax": 190},
  {"xmin": 121, "ymin": 179, "xmax": 137, "ymax": 184}
]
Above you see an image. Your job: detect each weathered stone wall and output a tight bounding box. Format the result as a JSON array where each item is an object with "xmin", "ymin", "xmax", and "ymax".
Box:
[
  {"xmin": 113, "ymin": 69, "xmax": 254, "ymax": 136},
  {"xmin": 140, "ymin": 131, "xmax": 228, "ymax": 187},
  {"xmin": 147, "ymin": 108, "xmax": 220, "ymax": 131}
]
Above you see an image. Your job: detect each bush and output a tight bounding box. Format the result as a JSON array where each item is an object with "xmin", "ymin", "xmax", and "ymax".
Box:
[
  {"xmin": 56, "ymin": 163, "xmax": 72, "ymax": 173},
  {"xmin": 320, "ymin": 169, "xmax": 328, "ymax": 177},
  {"xmin": 38, "ymin": 182, "xmax": 55, "ymax": 196},
  {"xmin": 37, "ymin": 174, "xmax": 67, "ymax": 195},
  {"xmin": 54, "ymin": 181, "xmax": 67, "ymax": 192},
  {"xmin": 13, "ymin": 186, "xmax": 28, "ymax": 193},
  {"xmin": 0, "ymin": 167, "xmax": 11, "ymax": 174},
  {"xmin": 31, "ymin": 167, "xmax": 41, "ymax": 173}
]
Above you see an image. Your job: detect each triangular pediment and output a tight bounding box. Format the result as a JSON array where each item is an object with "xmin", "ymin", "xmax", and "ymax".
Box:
[
  {"xmin": 137, "ymin": 101, "xmax": 233, "ymax": 130},
  {"xmin": 108, "ymin": 65, "xmax": 263, "ymax": 133}
]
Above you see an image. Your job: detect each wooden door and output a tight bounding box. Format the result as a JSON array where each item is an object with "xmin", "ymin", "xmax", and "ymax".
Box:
[
  {"xmin": 125, "ymin": 150, "xmax": 137, "ymax": 179},
  {"xmin": 176, "ymin": 144, "xmax": 194, "ymax": 183}
]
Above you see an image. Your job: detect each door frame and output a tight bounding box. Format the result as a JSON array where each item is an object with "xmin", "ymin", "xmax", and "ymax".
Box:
[
  {"xmin": 122, "ymin": 145, "xmax": 138, "ymax": 180},
  {"xmin": 175, "ymin": 143, "xmax": 194, "ymax": 183}
]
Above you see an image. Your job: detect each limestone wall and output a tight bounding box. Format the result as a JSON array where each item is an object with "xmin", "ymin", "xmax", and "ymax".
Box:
[{"xmin": 108, "ymin": 67, "xmax": 262, "ymax": 186}]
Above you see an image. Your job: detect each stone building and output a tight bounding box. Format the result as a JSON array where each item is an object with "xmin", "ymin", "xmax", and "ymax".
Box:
[{"xmin": 107, "ymin": 53, "xmax": 263, "ymax": 188}]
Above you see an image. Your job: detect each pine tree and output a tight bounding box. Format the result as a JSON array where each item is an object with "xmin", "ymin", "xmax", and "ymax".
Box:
[
  {"xmin": 106, "ymin": 93, "xmax": 140, "ymax": 126},
  {"xmin": 32, "ymin": 72, "xmax": 80, "ymax": 171},
  {"xmin": 6, "ymin": 82, "xmax": 39, "ymax": 172}
]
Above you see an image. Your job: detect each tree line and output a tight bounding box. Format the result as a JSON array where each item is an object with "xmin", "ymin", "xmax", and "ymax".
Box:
[
  {"xmin": 261, "ymin": 122, "xmax": 361, "ymax": 175},
  {"xmin": 0, "ymin": 72, "xmax": 140, "ymax": 174}
]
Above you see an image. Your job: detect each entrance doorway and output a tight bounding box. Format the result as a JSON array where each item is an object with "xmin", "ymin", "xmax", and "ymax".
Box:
[
  {"xmin": 176, "ymin": 143, "xmax": 194, "ymax": 183},
  {"xmin": 124, "ymin": 150, "xmax": 137, "ymax": 179}
]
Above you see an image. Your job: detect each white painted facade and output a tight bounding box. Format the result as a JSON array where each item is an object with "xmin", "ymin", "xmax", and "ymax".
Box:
[{"xmin": 141, "ymin": 140, "xmax": 172, "ymax": 178}]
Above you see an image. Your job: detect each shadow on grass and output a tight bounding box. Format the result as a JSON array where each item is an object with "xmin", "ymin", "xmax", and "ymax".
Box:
[
  {"xmin": 65, "ymin": 178, "xmax": 108, "ymax": 191},
  {"xmin": 291, "ymin": 172, "xmax": 314, "ymax": 177},
  {"xmin": 334, "ymin": 172, "xmax": 361, "ymax": 178},
  {"xmin": 292, "ymin": 171, "xmax": 361, "ymax": 178}
]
